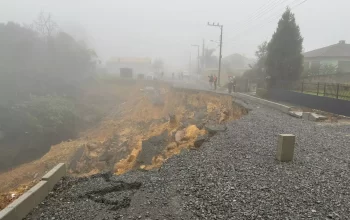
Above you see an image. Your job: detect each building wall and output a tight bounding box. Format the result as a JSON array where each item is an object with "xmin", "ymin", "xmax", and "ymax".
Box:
[
  {"xmin": 304, "ymin": 57, "xmax": 350, "ymax": 73},
  {"xmin": 302, "ymin": 73, "xmax": 350, "ymax": 84},
  {"xmin": 106, "ymin": 63, "xmax": 152, "ymax": 76}
]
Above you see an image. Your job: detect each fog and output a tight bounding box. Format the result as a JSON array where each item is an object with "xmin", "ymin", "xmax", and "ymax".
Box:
[{"xmin": 1, "ymin": 0, "xmax": 350, "ymax": 69}]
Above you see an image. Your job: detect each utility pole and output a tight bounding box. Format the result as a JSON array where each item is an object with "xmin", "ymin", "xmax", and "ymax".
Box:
[
  {"xmin": 189, "ymin": 53, "xmax": 192, "ymax": 75},
  {"xmin": 191, "ymin": 44, "xmax": 200, "ymax": 78},
  {"xmin": 208, "ymin": 22, "xmax": 223, "ymax": 86},
  {"xmin": 202, "ymin": 39, "xmax": 205, "ymax": 74}
]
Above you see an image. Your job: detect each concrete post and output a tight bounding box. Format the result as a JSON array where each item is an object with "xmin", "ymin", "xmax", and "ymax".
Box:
[
  {"xmin": 276, "ymin": 134, "xmax": 296, "ymax": 162},
  {"xmin": 302, "ymin": 112, "xmax": 311, "ymax": 120}
]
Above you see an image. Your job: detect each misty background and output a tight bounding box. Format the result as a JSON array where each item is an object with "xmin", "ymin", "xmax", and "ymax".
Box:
[{"xmin": 1, "ymin": 0, "xmax": 349, "ymax": 70}]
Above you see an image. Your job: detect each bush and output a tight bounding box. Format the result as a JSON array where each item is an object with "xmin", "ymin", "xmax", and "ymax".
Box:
[
  {"xmin": 26, "ymin": 95, "xmax": 78, "ymax": 135},
  {"xmin": 0, "ymin": 95, "xmax": 78, "ymax": 141}
]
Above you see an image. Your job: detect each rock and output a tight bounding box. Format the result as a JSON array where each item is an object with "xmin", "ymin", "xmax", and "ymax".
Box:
[
  {"xmin": 69, "ymin": 147, "xmax": 85, "ymax": 172},
  {"xmin": 191, "ymin": 111, "xmax": 207, "ymax": 129},
  {"xmin": 137, "ymin": 131, "xmax": 168, "ymax": 165},
  {"xmin": 194, "ymin": 135, "xmax": 208, "ymax": 148},
  {"xmin": 219, "ymin": 112, "xmax": 228, "ymax": 124},
  {"xmin": 99, "ymin": 150, "xmax": 114, "ymax": 162},
  {"xmin": 95, "ymin": 161, "xmax": 107, "ymax": 171},
  {"xmin": 234, "ymin": 99, "xmax": 252, "ymax": 111},
  {"xmin": 166, "ymin": 142, "xmax": 178, "ymax": 151},
  {"xmin": 289, "ymin": 111, "xmax": 303, "ymax": 118},
  {"xmin": 179, "ymin": 121, "xmax": 190, "ymax": 129},
  {"xmin": 195, "ymin": 122, "xmax": 205, "ymax": 130},
  {"xmin": 194, "ymin": 111, "xmax": 207, "ymax": 122},
  {"xmin": 175, "ymin": 130, "xmax": 185, "ymax": 143},
  {"xmin": 169, "ymin": 114, "xmax": 177, "ymax": 124},
  {"xmin": 205, "ymin": 125, "xmax": 227, "ymax": 136},
  {"xmin": 86, "ymin": 143, "xmax": 99, "ymax": 151}
]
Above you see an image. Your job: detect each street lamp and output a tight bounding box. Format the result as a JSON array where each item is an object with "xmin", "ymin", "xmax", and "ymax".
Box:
[{"xmin": 191, "ymin": 44, "xmax": 200, "ymax": 78}]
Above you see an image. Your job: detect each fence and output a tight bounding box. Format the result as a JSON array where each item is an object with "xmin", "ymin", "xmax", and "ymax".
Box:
[{"xmin": 274, "ymin": 81, "xmax": 350, "ymax": 100}]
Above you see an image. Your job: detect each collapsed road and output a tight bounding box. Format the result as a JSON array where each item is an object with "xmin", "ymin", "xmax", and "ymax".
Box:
[{"xmin": 25, "ymin": 96, "xmax": 350, "ymax": 219}]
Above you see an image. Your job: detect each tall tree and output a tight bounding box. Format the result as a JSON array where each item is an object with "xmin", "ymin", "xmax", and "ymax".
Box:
[
  {"xmin": 255, "ymin": 41, "xmax": 268, "ymax": 69},
  {"xmin": 200, "ymin": 48, "xmax": 218, "ymax": 69},
  {"xmin": 265, "ymin": 8, "xmax": 303, "ymax": 83}
]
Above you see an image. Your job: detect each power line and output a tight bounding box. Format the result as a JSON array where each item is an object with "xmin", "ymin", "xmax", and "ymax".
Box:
[
  {"xmin": 227, "ymin": 0, "xmax": 308, "ymax": 43},
  {"xmin": 230, "ymin": 0, "xmax": 291, "ymax": 33},
  {"xmin": 229, "ymin": 0, "xmax": 294, "ymax": 40}
]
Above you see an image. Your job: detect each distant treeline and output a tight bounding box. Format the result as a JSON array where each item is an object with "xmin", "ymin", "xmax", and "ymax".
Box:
[{"xmin": 0, "ymin": 16, "xmax": 98, "ymax": 170}]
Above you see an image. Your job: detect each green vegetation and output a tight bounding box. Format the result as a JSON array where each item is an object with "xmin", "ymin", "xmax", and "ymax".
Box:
[
  {"xmin": 242, "ymin": 8, "xmax": 303, "ymax": 85},
  {"xmin": 0, "ymin": 12, "xmax": 98, "ymax": 170},
  {"xmin": 266, "ymin": 8, "xmax": 303, "ymax": 82}
]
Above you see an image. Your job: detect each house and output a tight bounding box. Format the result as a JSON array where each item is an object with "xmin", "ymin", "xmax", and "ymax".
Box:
[
  {"xmin": 304, "ymin": 40, "xmax": 350, "ymax": 75},
  {"xmin": 106, "ymin": 57, "xmax": 152, "ymax": 77}
]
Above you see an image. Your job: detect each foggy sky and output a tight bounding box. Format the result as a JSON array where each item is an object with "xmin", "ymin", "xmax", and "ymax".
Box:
[{"xmin": 1, "ymin": 0, "xmax": 349, "ymax": 70}]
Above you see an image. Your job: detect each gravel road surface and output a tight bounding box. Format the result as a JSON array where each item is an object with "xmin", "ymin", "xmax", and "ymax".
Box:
[{"xmin": 25, "ymin": 98, "xmax": 350, "ymax": 220}]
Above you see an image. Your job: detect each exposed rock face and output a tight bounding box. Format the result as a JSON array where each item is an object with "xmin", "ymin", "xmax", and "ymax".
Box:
[{"xmin": 137, "ymin": 131, "xmax": 169, "ymax": 165}]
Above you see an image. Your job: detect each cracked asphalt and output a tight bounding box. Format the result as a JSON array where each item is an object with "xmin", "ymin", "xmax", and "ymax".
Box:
[{"xmin": 25, "ymin": 97, "xmax": 350, "ymax": 220}]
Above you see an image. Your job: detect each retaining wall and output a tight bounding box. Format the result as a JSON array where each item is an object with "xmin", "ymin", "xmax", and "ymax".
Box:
[
  {"xmin": 233, "ymin": 93, "xmax": 291, "ymax": 113},
  {"xmin": 0, "ymin": 163, "xmax": 66, "ymax": 220},
  {"xmin": 267, "ymin": 88, "xmax": 350, "ymax": 117}
]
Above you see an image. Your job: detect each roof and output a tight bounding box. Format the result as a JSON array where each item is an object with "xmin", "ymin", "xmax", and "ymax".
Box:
[
  {"xmin": 108, "ymin": 57, "xmax": 152, "ymax": 64},
  {"xmin": 304, "ymin": 41, "xmax": 350, "ymax": 58}
]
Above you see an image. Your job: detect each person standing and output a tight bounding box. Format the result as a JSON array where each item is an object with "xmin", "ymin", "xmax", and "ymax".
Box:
[
  {"xmin": 213, "ymin": 75, "xmax": 218, "ymax": 90},
  {"xmin": 232, "ymin": 76, "xmax": 236, "ymax": 92},
  {"xmin": 172, "ymin": 72, "xmax": 175, "ymax": 79},
  {"xmin": 228, "ymin": 76, "xmax": 233, "ymax": 94},
  {"xmin": 208, "ymin": 75, "xmax": 213, "ymax": 89}
]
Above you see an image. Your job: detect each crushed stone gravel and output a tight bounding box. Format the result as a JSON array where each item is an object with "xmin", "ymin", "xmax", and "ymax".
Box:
[{"xmin": 25, "ymin": 98, "xmax": 350, "ymax": 220}]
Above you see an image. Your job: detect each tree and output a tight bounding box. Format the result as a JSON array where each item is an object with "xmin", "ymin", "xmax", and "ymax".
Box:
[
  {"xmin": 265, "ymin": 8, "xmax": 303, "ymax": 83},
  {"xmin": 33, "ymin": 11, "xmax": 58, "ymax": 38},
  {"xmin": 200, "ymin": 48, "xmax": 218, "ymax": 69},
  {"xmin": 241, "ymin": 41, "xmax": 268, "ymax": 80},
  {"xmin": 255, "ymin": 41, "xmax": 268, "ymax": 69}
]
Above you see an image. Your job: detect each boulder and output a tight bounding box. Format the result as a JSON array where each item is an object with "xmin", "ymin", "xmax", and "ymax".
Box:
[
  {"xmin": 194, "ymin": 135, "xmax": 208, "ymax": 148},
  {"xmin": 205, "ymin": 124, "xmax": 227, "ymax": 136},
  {"xmin": 175, "ymin": 130, "xmax": 185, "ymax": 143},
  {"xmin": 137, "ymin": 131, "xmax": 168, "ymax": 165},
  {"xmin": 289, "ymin": 111, "xmax": 303, "ymax": 118}
]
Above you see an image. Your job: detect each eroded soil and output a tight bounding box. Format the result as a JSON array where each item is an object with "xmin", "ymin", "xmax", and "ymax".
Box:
[{"xmin": 0, "ymin": 80, "xmax": 246, "ymax": 210}]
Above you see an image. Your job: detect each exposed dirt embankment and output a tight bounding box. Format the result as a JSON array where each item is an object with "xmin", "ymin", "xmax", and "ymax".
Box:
[{"xmin": 0, "ymin": 80, "xmax": 246, "ymax": 210}]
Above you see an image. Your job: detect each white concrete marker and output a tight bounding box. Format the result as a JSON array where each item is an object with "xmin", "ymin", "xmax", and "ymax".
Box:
[{"xmin": 276, "ymin": 134, "xmax": 296, "ymax": 162}]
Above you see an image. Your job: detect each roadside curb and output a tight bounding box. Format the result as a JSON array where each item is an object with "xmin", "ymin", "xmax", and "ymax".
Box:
[
  {"xmin": 0, "ymin": 163, "xmax": 66, "ymax": 220},
  {"xmin": 233, "ymin": 93, "xmax": 291, "ymax": 113}
]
